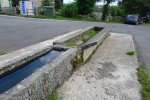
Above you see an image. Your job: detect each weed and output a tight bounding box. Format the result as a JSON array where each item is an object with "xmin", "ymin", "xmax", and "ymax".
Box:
[
  {"xmin": 49, "ymin": 91, "xmax": 58, "ymax": 100},
  {"xmin": 0, "ymin": 49, "xmax": 7, "ymax": 55},
  {"xmin": 137, "ymin": 67, "xmax": 150, "ymax": 100},
  {"xmin": 65, "ymin": 30, "xmax": 98, "ymax": 47},
  {"xmin": 126, "ymin": 51, "xmax": 136, "ymax": 56},
  {"xmin": 82, "ymin": 30, "xmax": 98, "ymax": 42},
  {"xmin": 65, "ymin": 40, "xmax": 77, "ymax": 47}
]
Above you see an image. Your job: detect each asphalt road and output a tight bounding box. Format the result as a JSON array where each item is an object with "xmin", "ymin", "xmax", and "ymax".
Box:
[{"xmin": 0, "ymin": 15, "xmax": 150, "ymax": 72}]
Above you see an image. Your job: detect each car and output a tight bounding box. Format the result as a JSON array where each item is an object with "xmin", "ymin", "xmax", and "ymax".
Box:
[
  {"xmin": 142, "ymin": 15, "xmax": 150, "ymax": 22},
  {"xmin": 125, "ymin": 14, "xmax": 143, "ymax": 25}
]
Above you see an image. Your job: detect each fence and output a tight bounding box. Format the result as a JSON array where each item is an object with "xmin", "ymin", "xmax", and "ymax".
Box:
[{"xmin": 0, "ymin": 7, "xmax": 16, "ymax": 15}]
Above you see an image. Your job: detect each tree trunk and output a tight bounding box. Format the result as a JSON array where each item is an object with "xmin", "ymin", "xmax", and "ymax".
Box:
[{"xmin": 102, "ymin": 3, "xmax": 109, "ymax": 20}]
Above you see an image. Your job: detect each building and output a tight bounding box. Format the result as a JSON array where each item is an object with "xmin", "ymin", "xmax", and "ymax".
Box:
[
  {"xmin": 0, "ymin": 0, "xmax": 14, "ymax": 13},
  {"xmin": 0, "ymin": 0, "xmax": 12, "ymax": 11},
  {"xmin": 0, "ymin": 0, "xmax": 12, "ymax": 7},
  {"xmin": 30, "ymin": 0, "xmax": 42, "ymax": 8}
]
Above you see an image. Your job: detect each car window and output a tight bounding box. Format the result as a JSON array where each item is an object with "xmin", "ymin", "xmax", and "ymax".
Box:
[
  {"xmin": 127, "ymin": 15, "xmax": 138, "ymax": 20},
  {"xmin": 127, "ymin": 15, "xmax": 133, "ymax": 20}
]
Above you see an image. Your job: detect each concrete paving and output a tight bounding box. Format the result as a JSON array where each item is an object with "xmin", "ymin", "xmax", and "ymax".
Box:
[
  {"xmin": 57, "ymin": 33, "xmax": 141, "ymax": 100},
  {"xmin": 0, "ymin": 15, "xmax": 150, "ymax": 72}
]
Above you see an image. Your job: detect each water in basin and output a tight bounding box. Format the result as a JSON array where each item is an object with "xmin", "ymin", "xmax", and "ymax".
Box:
[{"xmin": 0, "ymin": 50, "xmax": 63, "ymax": 94}]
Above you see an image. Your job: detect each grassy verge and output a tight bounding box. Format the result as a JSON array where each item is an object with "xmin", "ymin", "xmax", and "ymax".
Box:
[
  {"xmin": 137, "ymin": 67, "xmax": 150, "ymax": 100},
  {"xmin": 25, "ymin": 15, "xmax": 123, "ymax": 24},
  {"xmin": 0, "ymin": 13, "xmax": 123, "ymax": 24}
]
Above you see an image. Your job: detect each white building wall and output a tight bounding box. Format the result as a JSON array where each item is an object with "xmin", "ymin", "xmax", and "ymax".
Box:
[
  {"xmin": 30, "ymin": 0, "xmax": 42, "ymax": 8},
  {"xmin": 0, "ymin": 0, "xmax": 10, "ymax": 7}
]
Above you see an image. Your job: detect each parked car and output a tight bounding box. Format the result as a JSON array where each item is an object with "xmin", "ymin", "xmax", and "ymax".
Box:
[
  {"xmin": 142, "ymin": 15, "xmax": 150, "ymax": 22},
  {"xmin": 125, "ymin": 14, "xmax": 143, "ymax": 25}
]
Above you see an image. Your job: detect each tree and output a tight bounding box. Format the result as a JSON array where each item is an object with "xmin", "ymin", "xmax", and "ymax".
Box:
[
  {"xmin": 42, "ymin": 0, "xmax": 54, "ymax": 6},
  {"xmin": 121, "ymin": 0, "xmax": 150, "ymax": 15},
  {"xmin": 12, "ymin": 0, "xmax": 20, "ymax": 7},
  {"xmin": 101, "ymin": 0, "xmax": 117, "ymax": 20},
  {"xmin": 110, "ymin": 6, "xmax": 125, "ymax": 17},
  {"xmin": 76, "ymin": 0, "xmax": 98, "ymax": 15},
  {"xmin": 55, "ymin": 0, "xmax": 63, "ymax": 11},
  {"xmin": 61, "ymin": 3, "xmax": 77, "ymax": 18}
]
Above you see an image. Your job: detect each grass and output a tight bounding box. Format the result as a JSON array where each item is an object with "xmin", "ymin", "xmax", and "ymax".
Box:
[
  {"xmin": 0, "ymin": 13, "xmax": 123, "ymax": 24},
  {"xmin": 126, "ymin": 51, "xmax": 136, "ymax": 56},
  {"xmin": 65, "ymin": 30, "xmax": 98, "ymax": 47},
  {"xmin": 25, "ymin": 15, "xmax": 123, "ymax": 23},
  {"xmin": 49, "ymin": 90, "xmax": 58, "ymax": 100},
  {"xmin": 0, "ymin": 49, "xmax": 7, "ymax": 55},
  {"xmin": 65, "ymin": 40, "xmax": 77, "ymax": 47},
  {"xmin": 137, "ymin": 67, "xmax": 150, "ymax": 100},
  {"xmin": 82, "ymin": 30, "xmax": 98, "ymax": 42}
]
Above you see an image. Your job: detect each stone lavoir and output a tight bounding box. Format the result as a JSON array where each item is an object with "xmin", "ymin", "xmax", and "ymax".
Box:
[
  {"xmin": 0, "ymin": 50, "xmax": 63, "ymax": 94},
  {"xmin": 0, "ymin": 26, "xmax": 110, "ymax": 100}
]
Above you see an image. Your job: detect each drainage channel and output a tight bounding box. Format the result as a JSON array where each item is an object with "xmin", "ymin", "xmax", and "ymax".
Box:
[{"xmin": 0, "ymin": 50, "xmax": 63, "ymax": 94}]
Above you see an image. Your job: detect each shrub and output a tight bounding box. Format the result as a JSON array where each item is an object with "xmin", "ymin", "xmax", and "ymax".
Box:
[
  {"xmin": 110, "ymin": 6, "xmax": 125, "ymax": 17},
  {"xmin": 77, "ymin": 0, "xmax": 96, "ymax": 15},
  {"xmin": 61, "ymin": 3, "xmax": 77, "ymax": 18}
]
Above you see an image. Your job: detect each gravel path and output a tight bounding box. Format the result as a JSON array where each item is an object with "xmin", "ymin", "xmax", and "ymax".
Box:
[{"xmin": 57, "ymin": 33, "xmax": 141, "ymax": 100}]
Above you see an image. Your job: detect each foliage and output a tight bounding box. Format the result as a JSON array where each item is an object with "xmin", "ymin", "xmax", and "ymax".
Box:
[
  {"xmin": 82, "ymin": 30, "xmax": 98, "ymax": 42},
  {"xmin": 137, "ymin": 67, "xmax": 150, "ymax": 100},
  {"xmin": 0, "ymin": 49, "xmax": 7, "ymax": 55},
  {"xmin": 12, "ymin": 0, "xmax": 19, "ymax": 7},
  {"xmin": 121, "ymin": 0, "xmax": 150, "ymax": 15},
  {"xmin": 102, "ymin": 3, "xmax": 110, "ymax": 20},
  {"xmin": 94, "ymin": 5, "xmax": 103, "ymax": 13},
  {"xmin": 65, "ymin": 30, "xmax": 98, "ymax": 47},
  {"xmin": 61, "ymin": 3, "xmax": 77, "ymax": 18},
  {"xmin": 65, "ymin": 41, "xmax": 77, "ymax": 47},
  {"xmin": 42, "ymin": 0, "xmax": 54, "ymax": 6},
  {"xmin": 76, "ymin": 0, "xmax": 98, "ymax": 15},
  {"xmin": 49, "ymin": 90, "xmax": 58, "ymax": 100},
  {"xmin": 102, "ymin": 0, "xmax": 117, "ymax": 20},
  {"xmin": 55, "ymin": 0, "xmax": 63, "ymax": 11},
  {"xmin": 110, "ymin": 6, "xmax": 125, "ymax": 17},
  {"xmin": 126, "ymin": 51, "xmax": 136, "ymax": 56}
]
